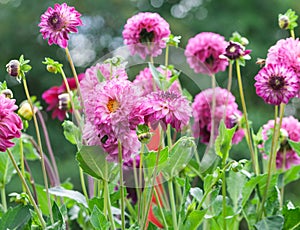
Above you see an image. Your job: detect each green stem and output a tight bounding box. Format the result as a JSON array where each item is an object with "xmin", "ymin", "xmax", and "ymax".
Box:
[
  {"xmin": 7, "ymin": 149, "xmax": 46, "ymax": 228},
  {"xmin": 104, "ymin": 172, "xmax": 116, "ymax": 230},
  {"xmin": 79, "ymin": 167, "xmax": 89, "ymax": 201},
  {"xmin": 138, "ymin": 144, "xmax": 144, "ymax": 224},
  {"xmin": 222, "ymin": 160, "xmax": 227, "ymax": 230},
  {"xmin": 1, "ymin": 186, "xmax": 7, "ymax": 212},
  {"xmin": 19, "ymin": 137, "xmax": 26, "ymax": 193},
  {"xmin": 118, "ymin": 140, "xmax": 125, "ymax": 230},
  {"xmin": 65, "ymin": 47, "xmax": 84, "ymax": 110},
  {"xmin": 290, "ymin": 29, "xmax": 295, "ymax": 39},
  {"xmin": 223, "ymin": 62, "xmax": 233, "ymax": 122},
  {"xmin": 22, "ymin": 78, "xmax": 53, "ymax": 224},
  {"xmin": 210, "ymin": 74, "xmax": 216, "ymax": 144},
  {"xmin": 168, "ymin": 179, "xmax": 178, "ymax": 230},
  {"xmin": 235, "ymin": 61, "xmax": 259, "ymax": 175},
  {"xmin": 280, "ymin": 146, "xmax": 287, "ymax": 208},
  {"xmin": 154, "ymin": 188, "xmax": 168, "ymax": 229}
]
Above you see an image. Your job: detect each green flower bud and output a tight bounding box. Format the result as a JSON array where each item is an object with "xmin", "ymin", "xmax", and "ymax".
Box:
[
  {"xmin": 6, "ymin": 60, "xmax": 20, "ymax": 77},
  {"xmin": 18, "ymin": 101, "xmax": 33, "ymax": 121},
  {"xmin": 46, "ymin": 64, "xmax": 59, "ymax": 74}
]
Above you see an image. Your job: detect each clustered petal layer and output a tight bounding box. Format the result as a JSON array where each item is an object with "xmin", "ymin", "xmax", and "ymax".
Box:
[{"xmin": 0, "ymin": 94, "xmax": 23, "ymax": 152}]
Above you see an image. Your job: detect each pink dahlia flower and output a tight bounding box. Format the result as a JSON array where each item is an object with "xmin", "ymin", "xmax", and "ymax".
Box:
[
  {"xmin": 135, "ymin": 90, "xmax": 192, "ymax": 131},
  {"xmin": 0, "ymin": 94, "xmax": 23, "ymax": 152},
  {"xmin": 192, "ymin": 87, "xmax": 244, "ymax": 144},
  {"xmin": 133, "ymin": 67, "xmax": 180, "ymax": 96},
  {"xmin": 42, "ymin": 73, "xmax": 85, "ymax": 121},
  {"xmin": 254, "ymin": 64, "xmax": 298, "ymax": 105},
  {"xmin": 185, "ymin": 32, "xmax": 229, "ymax": 75},
  {"xmin": 39, "ymin": 3, "xmax": 82, "ymax": 48},
  {"xmin": 122, "ymin": 12, "xmax": 171, "ymax": 59},
  {"xmin": 82, "ymin": 79, "xmax": 142, "ymax": 162},
  {"xmin": 261, "ymin": 116, "xmax": 300, "ymax": 169}
]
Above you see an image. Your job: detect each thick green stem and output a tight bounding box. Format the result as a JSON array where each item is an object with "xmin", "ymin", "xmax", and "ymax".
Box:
[
  {"xmin": 79, "ymin": 167, "xmax": 89, "ymax": 201},
  {"xmin": 222, "ymin": 159, "xmax": 227, "ymax": 230},
  {"xmin": 118, "ymin": 140, "xmax": 125, "ymax": 230},
  {"xmin": 235, "ymin": 61, "xmax": 259, "ymax": 175},
  {"xmin": 19, "ymin": 137, "xmax": 26, "ymax": 193},
  {"xmin": 104, "ymin": 164, "xmax": 116, "ymax": 230},
  {"xmin": 7, "ymin": 149, "xmax": 46, "ymax": 228},
  {"xmin": 223, "ymin": 62, "xmax": 233, "ymax": 122},
  {"xmin": 280, "ymin": 146, "xmax": 287, "ymax": 208},
  {"xmin": 22, "ymin": 78, "xmax": 53, "ymax": 224},
  {"xmin": 154, "ymin": 188, "xmax": 168, "ymax": 229},
  {"xmin": 210, "ymin": 74, "xmax": 216, "ymax": 144}
]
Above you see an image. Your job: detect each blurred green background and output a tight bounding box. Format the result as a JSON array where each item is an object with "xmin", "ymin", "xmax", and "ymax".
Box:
[{"xmin": 1, "ymin": 0, "xmax": 300, "ymax": 204}]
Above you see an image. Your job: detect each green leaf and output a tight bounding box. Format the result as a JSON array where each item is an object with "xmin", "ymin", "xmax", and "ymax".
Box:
[
  {"xmin": 162, "ymin": 137, "xmax": 196, "ymax": 180},
  {"xmin": 282, "ymin": 203, "xmax": 300, "ymax": 230},
  {"xmin": 0, "ymin": 81, "xmax": 7, "ymax": 91},
  {"xmin": 284, "ymin": 165, "xmax": 300, "ymax": 185},
  {"xmin": 265, "ymin": 186, "xmax": 280, "ymax": 216},
  {"xmin": 227, "ymin": 171, "xmax": 246, "ymax": 212},
  {"xmin": 48, "ymin": 186, "xmax": 88, "ymax": 208},
  {"xmin": 181, "ymin": 210, "xmax": 206, "ymax": 230},
  {"xmin": 0, "ymin": 205, "xmax": 31, "ymax": 230},
  {"xmin": 48, "ymin": 201, "xmax": 65, "ymax": 230},
  {"xmin": 62, "ymin": 120, "xmax": 81, "ymax": 148},
  {"xmin": 254, "ymin": 215, "xmax": 284, "ymax": 230},
  {"xmin": 143, "ymin": 147, "xmax": 168, "ymax": 179},
  {"xmin": 90, "ymin": 205, "xmax": 110, "ymax": 230},
  {"xmin": 215, "ymin": 120, "xmax": 236, "ymax": 161},
  {"xmin": 0, "ymin": 143, "xmax": 20, "ymax": 186},
  {"xmin": 189, "ymin": 187, "xmax": 203, "ymax": 203},
  {"xmin": 76, "ymin": 146, "xmax": 118, "ymax": 181},
  {"xmin": 288, "ymin": 139, "xmax": 300, "ymax": 155}
]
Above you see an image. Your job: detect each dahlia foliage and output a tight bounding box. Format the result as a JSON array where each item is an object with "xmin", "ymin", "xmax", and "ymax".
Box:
[{"xmin": 2, "ymin": 3, "xmax": 300, "ymax": 230}]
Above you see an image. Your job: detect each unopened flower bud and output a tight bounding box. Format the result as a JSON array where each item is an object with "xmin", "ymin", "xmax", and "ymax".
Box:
[
  {"xmin": 278, "ymin": 15, "xmax": 289, "ymax": 30},
  {"xmin": 58, "ymin": 93, "xmax": 71, "ymax": 111},
  {"xmin": 6, "ymin": 60, "xmax": 20, "ymax": 77},
  {"xmin": 18, "ymin": 101, "xmax": 33, "ymax": 121},
  {"xmin": 1, "ymin": 89, "xmax": 13, "ymax": 98}
]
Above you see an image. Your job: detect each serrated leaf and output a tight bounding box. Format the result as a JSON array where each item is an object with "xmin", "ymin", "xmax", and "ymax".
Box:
[
  {"xmin": 48, "ymin": 186, "xmax": 88, "ymax": 208},
  {"xmin": 76, "ymin": 146, "xmax": 118, "ymax": 182},
  {"xmin": 0, "ymin": 205, "xmax": 31, "ymax": 229},
  {"xmin": 254, "ymin": 215, "xmax": 284, "ymax": 230}
]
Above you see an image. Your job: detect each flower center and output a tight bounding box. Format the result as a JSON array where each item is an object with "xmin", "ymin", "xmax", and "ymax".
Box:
[
  {"xmin": 48, "ymin": 12, "xmax": 63, "ymax": 30},
  {"xmin": 205, "ymin": 55, "xmax": 214, "ymax": 67},
  {"xmin": 107, "ymin": 99, "xmax": 119, "ymax": 113},
  {"xmin": 269, "ymin": 75, "xmax": 285, "ymax": 90},
  {"xmin": 139, "ymin": 29, "xmax": 155, "ymax": 43}
]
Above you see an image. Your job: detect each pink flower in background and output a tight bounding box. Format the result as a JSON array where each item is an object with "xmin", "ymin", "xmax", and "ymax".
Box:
[
  {"xmin": 122, "ymin": 12, "xmax": 171, "ymax": 59},
  {"xmin": 39, "ymin": 3, "xmax": 82, "ymax": 48},
  {"xmin": 42, "ymin": 73, "xmax": 85, "ymax": 121},
  {"xmin": 136, "ymin": 90, "xmax": 192, "ymax": 131},
  {"xmin": 254, "ymin": 64, "xmax": 298, "ymax": 105},
  {"xmin": 185, "ymin": 32, "xmax": 228, "ymax": 75},
  {"xmin": 192, "ymin": 87, "xmax": 244, "ymax": 144},
  {"xmin": 133, "ymin": 67, "xmax": 180, "ymax": 96},
  {"xmin": 261, "ymin": 116, "xmax": 300, "ymax": 169},
  {"xmin": 0, "ymin": 94, "xmax": 23, "ymax": 152}
]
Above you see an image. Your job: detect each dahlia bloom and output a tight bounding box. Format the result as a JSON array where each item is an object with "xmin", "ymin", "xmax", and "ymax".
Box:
[
  {"xmin": 266, "ymin": 37, "xmax": 300, "ymax": 96},
  {"xmin": 0, "ymin": 94, "xmax": 23, "ymax": 152},
  {"xmin": 82, "ymin": 79, "xmax": 142, "ymax": 162},
  {"xmin": 122, "ymin": 12, "xmax": 171, "ymax": 59},
  {"xmin": 192, "ymin": 87, "xmax": 244, "ymax": 144},
  {"xmin": 42, "ymin": 73, "xmax": 85, "ymax": 121},
  {"xmin": 254, "ymin": 64, "xmax": 298, "ymax": 105},
  {"xmin": 39, "ymin": 3, "xmax": 82, "ymax": 48},
  {"xmin": 261, "ymin": 116, "xmax": 300, "ymax": 169},
  {"xmin": 133, "ymin": 67, "xmax": 180, "ymax": 96},
  {"xmin": 185, "ymin": 32, "xmax": 229, "ymax": 75},
  {"xmin": 135, "ymin": 90, "xmax": 192, "ymax": 131}
]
